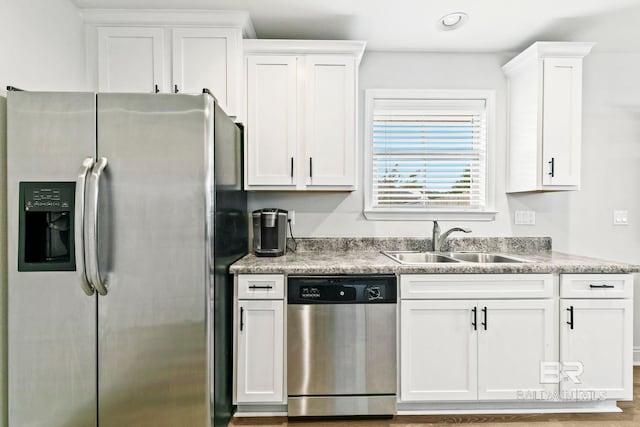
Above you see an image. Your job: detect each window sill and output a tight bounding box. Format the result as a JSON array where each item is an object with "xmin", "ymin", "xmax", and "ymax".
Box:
[{"xmin": 363, "ymin": 210, "xmax": 497, "ymax": 221}]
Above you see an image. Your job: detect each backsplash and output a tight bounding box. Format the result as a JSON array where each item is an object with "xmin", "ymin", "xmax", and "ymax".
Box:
[{"xmin": 288, "ymin": 237, "xmax": 552, "ymax": 253}]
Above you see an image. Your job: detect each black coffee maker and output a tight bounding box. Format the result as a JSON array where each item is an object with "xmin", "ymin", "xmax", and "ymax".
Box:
[{"xmin": 252, "ymin": 208, "xmax": 288, "ymax": 257}]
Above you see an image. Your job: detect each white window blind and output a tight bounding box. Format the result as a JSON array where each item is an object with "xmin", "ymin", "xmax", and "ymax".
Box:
[{"xmin": 371, "ymin": 98, "xmax": 487, "ymax": 211}]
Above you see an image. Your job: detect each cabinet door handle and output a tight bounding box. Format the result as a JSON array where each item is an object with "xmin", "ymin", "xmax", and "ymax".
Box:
[
  {"xmin": 471, "ymin": 307, "xmax": 477, "ymax": 331},
  {"xmin": 566, "ymin": 306, "xmax": 574, "ymax": 329},
  {"xmin": 249, "ymin": 285, "xmax": 273, "ymax": 290},
  {"xmin": 548, "ymin": 157, "xmax": 555, "ymax": 177},
  {"xmin": 481, "ymin": 307, "xmax": 487, "ymax": 330},
  {"xmin": 154, "ymin": 84, "xmax": 160, "ymax": 93},
  {"xmin": 240, "ymin": 306, "xmax": 244, "ymax": 331},
  {"xmin": 590, "ymin": 284, "xmax": 614, "ymax": 289},
  {"xmin": 174, "ymin": 84, "xmax": 179, "ymax": 94},
  {"xmin": 309, "ymin": 157, "xmax": 313, "ymax": 178},
  {"xmin": 290, "ymin": 157, "xmax": 294, "ymax": 178}
]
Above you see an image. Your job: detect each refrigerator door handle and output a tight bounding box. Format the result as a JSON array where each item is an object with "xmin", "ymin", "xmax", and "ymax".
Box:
[
  {"xmin": 86, "ymin": 157, "xmax": 109, "ymax": 296},
  {"xmin": 75, "ymin": 157, "xmax": 95, "ymax": 296}
]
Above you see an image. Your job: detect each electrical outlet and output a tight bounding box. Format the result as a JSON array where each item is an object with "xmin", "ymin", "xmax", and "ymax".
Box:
[
  {"xmin": 288, "ymin": 210, "xmax": 295, "ymax": 225},
  {"xmin": 613, "ymin": 210, "xmax": 628, "ymax": 225},
  {"xmin": 514, "ymin": 210, "xmax": 536, "ymax": 225}
]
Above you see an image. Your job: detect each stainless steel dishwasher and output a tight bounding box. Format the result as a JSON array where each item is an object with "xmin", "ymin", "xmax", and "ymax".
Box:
[{"xmin": 287, "ymin": 275, "xmax": 397, "ymax": 417}]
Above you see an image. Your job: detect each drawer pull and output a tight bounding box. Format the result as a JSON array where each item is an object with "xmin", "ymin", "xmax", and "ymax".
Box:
[
  {"xmin": 589, "ymin": 284, "xmax": 615, "ymax": 289},
  {"xmin": 240, "ymin": 306, "xmax": 244, "ymax": 331},
  {"xmin": 249, "ymin": 285, "xmax": 274, "ymax": 290},
  {"xmin": 567, "ymin": 306, "xmax": 574, "ymax": 329}
]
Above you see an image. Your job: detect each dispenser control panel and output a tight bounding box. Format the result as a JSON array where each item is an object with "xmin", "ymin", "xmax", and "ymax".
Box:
[{"xmin": 23, "ymin": 183, "xmax": 74, "ymax": 212}]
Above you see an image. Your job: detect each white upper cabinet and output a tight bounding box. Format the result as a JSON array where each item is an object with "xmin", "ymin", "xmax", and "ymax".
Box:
[
  {"xmin": 85, "ymin": 10, "xmax": 254, "ymax": 118},
  {"xmin": 305, "ymin": 56, "xmax": 356, "ymax": 187},
  {"xmin": 246, "ymin": 55, "xmax": 298, "ymax": 187},
  {"xmin": 97, "ymin": 27, "xmax": 165, "ymax": 93},
  {"xmin": 503, "ymin": 42, "xmax": 594, "ymax": 193},
  {"xmin": 244, "ymin": 40, "xmax": 365, "ymax": 191},
  {"xmin": 172, "ymin": 27, "xmax": 241, "ymax": 115}
]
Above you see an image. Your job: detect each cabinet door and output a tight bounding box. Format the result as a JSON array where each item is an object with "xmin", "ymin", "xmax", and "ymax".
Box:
[
  {"xmin": 477, "ymin": 300, "xmax": 557, "ymax": 400},
  {"xmin": 400, "ymin": 300, "xmax": 477, "ymax": 401},
  {"xmin": 246, "ymin": 56, "xmax": 298, "ymax": 187},
  {"xmin": 541, "ymin": 57, "xmax": 582, "ymax": 187},
  {"xmin": 236, "ymin": 300, "xmax": 284, "ymax": 403},
  {"xmin": 560, "ymin": 299, "xmax": 633, "ymax": 400},
  {"xmin": 98, "ymin": 27, "xmax": 165, "ymax": 93},
  {"xmin": 305, "ymin": 56, "xmax": 356, "ymax": 188},
  {"xmin": 172, "ymin": 28, "xmax": 241, "ymax": 116}
]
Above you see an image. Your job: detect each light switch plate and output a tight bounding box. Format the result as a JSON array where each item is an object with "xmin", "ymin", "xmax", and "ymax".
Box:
[
  {"xmin": 515, "ymin": 210, "xmax": 536, "ymax": 225},
  {"xmin": 613, "ymin": 210, "xmax": 628, "ymax": 225}
]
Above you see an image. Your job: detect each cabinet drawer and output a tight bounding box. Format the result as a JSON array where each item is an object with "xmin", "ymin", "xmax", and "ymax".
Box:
[
  {"xmin": 560, "ymin": 274, "xmax": 633, "ymax": 299},
  {"xmin": 238, "ymin": 274, "xmax": 285, "ymax": 299},
  {"xmin": 400, "ymin": 274, "xmax": 554, "ymax": 299}
]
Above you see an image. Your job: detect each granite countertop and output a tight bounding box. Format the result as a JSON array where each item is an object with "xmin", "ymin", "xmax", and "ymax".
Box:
[{"xmin": 229, "ymin": 237, "xmax": 639, "ymax": 275}]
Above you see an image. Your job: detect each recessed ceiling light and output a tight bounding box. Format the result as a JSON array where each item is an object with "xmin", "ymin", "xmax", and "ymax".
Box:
[{"xmin": 439, "ymin": 12, "xmax": 468, "ymax": 31}]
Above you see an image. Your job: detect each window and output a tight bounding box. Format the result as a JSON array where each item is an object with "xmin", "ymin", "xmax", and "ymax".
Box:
[{"xmin": 364, "ymin": 89, "xmax": 496, "ymax": 221}]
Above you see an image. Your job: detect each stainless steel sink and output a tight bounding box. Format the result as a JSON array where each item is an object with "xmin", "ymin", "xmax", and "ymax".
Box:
[
  {"xmin": 383, "ymin": 251, "xmax": 460, "ymax": 264},
  {"xmin": 382, "ymin": 250, "xmax": 531, "ymax": 265},
  {"xmin": 446, "ymin": 253, "xmax": 531, "ymax": 263}
]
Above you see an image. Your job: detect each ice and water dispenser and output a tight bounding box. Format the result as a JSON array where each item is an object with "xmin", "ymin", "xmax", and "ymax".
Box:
[{"xmin": 18, "ymin": 182, "xmax": 76, "ymax": 271}]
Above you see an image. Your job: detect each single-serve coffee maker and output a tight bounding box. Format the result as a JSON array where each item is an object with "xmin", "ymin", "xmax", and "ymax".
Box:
[{"xmin": 252, "ymin": 208, "xmax": 288, "ymax": 257}]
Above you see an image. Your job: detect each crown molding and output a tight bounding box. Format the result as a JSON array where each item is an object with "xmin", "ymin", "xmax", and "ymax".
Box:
[
  {"xmin": 80, "ymin": 9, "xmax": 256, "ymax": 38},
  {"xmin": 502, "ymin": 41, "xmax": 595, "ymax": 75},
  {"xmin": 243, "ymin": 39, "xmax": 367, "ymax": 65}
]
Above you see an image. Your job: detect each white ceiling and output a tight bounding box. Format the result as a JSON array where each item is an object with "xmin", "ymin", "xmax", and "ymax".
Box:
[{"xmin": 71, "ymin": 0, "xmax": 640, "ymax": 52}]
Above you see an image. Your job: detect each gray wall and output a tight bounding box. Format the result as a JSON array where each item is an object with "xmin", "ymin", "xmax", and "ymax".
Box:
[
  {"xmin": 248, "ymin": 50, "xmax": 640, "ymax": 260},
  {"xmin": 0, "ymin": 0, "xmax": 86, "ymax": 91},
  {"xmin": 248, "ymin": 50, "xmax": 640, "ymax": 356}
]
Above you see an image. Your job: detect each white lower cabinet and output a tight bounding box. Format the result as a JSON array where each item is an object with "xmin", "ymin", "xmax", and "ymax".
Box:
[
  {"xmin": 478, "ymin": 299, "xmax": 557, "ymax": 400},
  {"xmin": 401, "ymin": 298, "xmax": 557, "ymax": 402},
  {"xmin": 236, "ymin": 300, "xmax": 284, "ymax": 403},
  {"xmin": 401, "ymin": 300, "xmax": 478, "ymax": 401},
  {"xmin": 560, "ymin": 299, "xmax": 633, "ymax": 400}
]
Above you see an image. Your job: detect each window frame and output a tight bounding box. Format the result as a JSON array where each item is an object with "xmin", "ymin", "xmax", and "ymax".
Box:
[{"xmin": 364, "ymin": 89, "xmax": 497, "ymax": 221}]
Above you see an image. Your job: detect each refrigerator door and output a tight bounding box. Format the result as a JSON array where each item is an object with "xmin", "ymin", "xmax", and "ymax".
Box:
[
  {"xmin": 7, "ymin": 92, "xmax": 97, "ymax": 427},
  {"xmin": 95, "ymin": 94, "xmax": 212, "ymax": 426}
]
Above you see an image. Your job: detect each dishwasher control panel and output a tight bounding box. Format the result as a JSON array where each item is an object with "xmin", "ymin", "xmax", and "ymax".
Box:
[{"xmin": 288, "ymin": 275, "xmax": 396, "ymax": 304}]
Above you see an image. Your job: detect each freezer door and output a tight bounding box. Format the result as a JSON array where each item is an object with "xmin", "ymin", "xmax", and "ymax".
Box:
[
  {"xmin": 7, "ymin": 92, "xmax": 97, "ymax": 427},
  {"xmin": 95, "ymin": 94, "xmax": 211, "ymax": 426}
]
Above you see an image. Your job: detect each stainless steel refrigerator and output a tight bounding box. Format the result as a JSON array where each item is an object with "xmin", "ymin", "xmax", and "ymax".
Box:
[{"xmin": 6, "ymin": 91, "xmax": 247, "ymax": 426}]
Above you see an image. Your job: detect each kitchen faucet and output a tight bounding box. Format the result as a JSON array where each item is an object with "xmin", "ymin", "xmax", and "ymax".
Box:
[{"xmin": 431, "ymin": 220, "xmax": 472, "ymax": 251}]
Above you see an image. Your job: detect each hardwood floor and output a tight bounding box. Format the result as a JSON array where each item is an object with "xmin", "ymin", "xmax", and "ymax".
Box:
[{"xmin": 230, "ymin": 367, "xmax": 640, "ymax": 427}]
